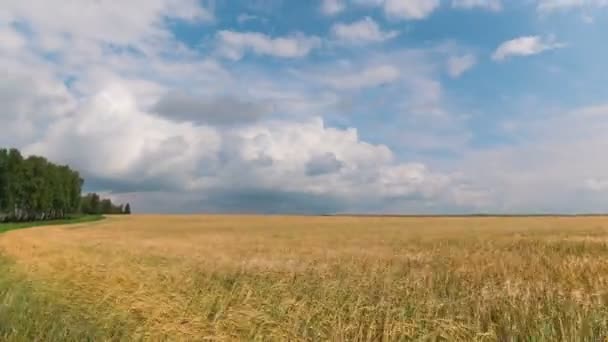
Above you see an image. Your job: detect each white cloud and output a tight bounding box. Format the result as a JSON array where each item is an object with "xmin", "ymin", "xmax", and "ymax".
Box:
[
  {"xmin": 584, "ymin": 178, "xmax": 608, "ymax": 192},
  {"xmin": 0, "ymin": 25, "xmax": 27, "ymax": 52},
  {"xmin": 0, "ymin": 23, "xmax": 465, "ymax": 214},
  {"xmin": 299, "ymin": 49, "xmax": 448, "ymax": 118},
  {"xmin": 0, "ymin": 0, "xmax": 486, "ymax": 214},
  {"xmin": 17, "ymin": 0, "xmax": 608, "ymax": 214},
  {"xmin": 353, "ymin": 0, "xmax": 440, "ymax": 20},
  {"xmin": 321, "ymin": 65, "xmax": 401, "ymax": 90},
  {"xmin": 331, "ymin": 17, "xmax": 399, "ymax": 44},
  {"xmin": 383, "ymin": 0, "xmax": 441, "ymax": 20},
  {"xmin": 0, "ymin": 71, "xmax": 75, "ymax": 147},
  {"xmin": 19, "ymin": 81, "xmax": 461, "ymax": 212},
  {"xmin": 492, "ymin": 35, "xmax": 565, "ymax": 61},
  {"xmin": 537, "ymin": 0, "xmax": 608, "ymax": 12},
  {"xmin": 217, "ymin": 31, "xmax": 321, "ymax": 60},
  {"xmin": 454, "ymin": 104, "xmax": 608, "ymax": 213},
  {"xmin": 320, "ymin": 0, "xmax": 346, "ymax": 15},
  {"xmin": 446, "ymin": 54, "xmax": 477, "ymax": 78},
  {"xmin": 0, "ymin": 0, "xmax": 218, "ymax": 91},
  {"xmin": 0, "ymin": 0, "xmax": 213, "ymax": 47},
  {"xmin": 26, "ymin": 84, "xmax": 221, "ymax": 184},
  {"xmin": 452, "ymin": 0, "xmax": 503, "ymax": 11},
  {"xmin": 210, "ymin": 118, "xmax": 460, "ymax": 205}
]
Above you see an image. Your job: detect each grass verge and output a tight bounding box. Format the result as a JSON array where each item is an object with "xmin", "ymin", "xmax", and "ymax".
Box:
[
  {"xmin": 0, "ymin": 215, "xmax": 104, "ymax": 234},
  {"xmin": 0, "ymin": 215, "xmax": 127, "ymax": 341},
  {"xmin": 0, "ymin": 256, "xmax": 135, "ymax": 342}
]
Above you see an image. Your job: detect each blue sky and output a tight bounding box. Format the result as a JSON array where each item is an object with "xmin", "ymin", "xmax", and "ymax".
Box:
[{"xmin": 2, "ymin": 0, "xmax": 608, "ymax": 214}]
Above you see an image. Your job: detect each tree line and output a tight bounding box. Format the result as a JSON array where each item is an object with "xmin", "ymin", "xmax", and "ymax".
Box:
[
  {"xmin": 0, "ymin": 148, "xmax": 130, "ymax": 222},
  {"xmin": 80, "ymin": 193, "xmax": 130, "ymax": 215}
]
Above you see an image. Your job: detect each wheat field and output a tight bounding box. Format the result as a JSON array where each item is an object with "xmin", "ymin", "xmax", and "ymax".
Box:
[{"xmin": 2, "ymin": 215, "xmax": 608, "ymax": 341}]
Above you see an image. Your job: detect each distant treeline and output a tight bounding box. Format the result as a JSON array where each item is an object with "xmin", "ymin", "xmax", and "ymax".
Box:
[
  {"xmin": 0, "ymin": 148, "xmax": 130, "ymax": 222},
  {"xmin": 80, "ymin": 193, "xmax": 130, "ymax": 216}
]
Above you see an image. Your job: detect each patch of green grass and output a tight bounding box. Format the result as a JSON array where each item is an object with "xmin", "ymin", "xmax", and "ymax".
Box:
[
  {"xmin": 0, "ymin": 215, "xmax": 104, "ymax": 234},
  {"xmin": 0, "ymin": 256, "xmax": 135, "ymax": 342}
]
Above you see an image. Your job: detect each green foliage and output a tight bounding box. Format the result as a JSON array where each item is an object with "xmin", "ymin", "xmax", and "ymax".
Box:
[
  {"xmin": 0, "ymin": 149, "xmax": 8, "ymax": 213},
  {"xmin": 0, "ymin": 148, "xmax": 83, "ymax": 222},
  {"xmin": 0, "ymin": 215, "xmax": 104, "ymax": 234},
  {"xmin": 0, "ymin": 147, "xmax": 130, "ymax": 222},
  {"xmin": 80, "ymin": 193, "xmax": 128, "ymax": 215}
]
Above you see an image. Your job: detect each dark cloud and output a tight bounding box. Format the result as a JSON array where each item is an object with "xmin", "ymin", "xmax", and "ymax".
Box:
[
  {"xmin": 305, "ymin": 152, "xmax": 343, "ymax": 176},
  {"xmin": 82, "ymin": 174, "xmax": 182, "ymax": 194},
  {"xmin": 202, "ymin": 188, "xmax": 344, "ymax": 214},
  {"xmin": 153, "ymin": 91, "xmax": 273, "ymax": 126},
  {"xmin": 108, "ymin": 188, "xmax": 347, "ymax": 215},
  {"xmin": 195, "ymin": 188, "xmax": 346, "ymax": 214}
]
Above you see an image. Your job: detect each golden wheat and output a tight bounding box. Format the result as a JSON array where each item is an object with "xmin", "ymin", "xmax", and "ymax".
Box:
[{"xmin": 2, "ymin": 215, "xmax": 608, "ymax": 341}]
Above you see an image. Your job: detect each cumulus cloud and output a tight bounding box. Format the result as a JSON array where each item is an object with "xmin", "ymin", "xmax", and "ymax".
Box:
[
  {"xmin": 0, "ymin": 0, "xmax": 481, "ymax": 214},
  {"xmin": 492, "ymin": 35, "xmax": 565, "ymax": 61},
  {"xmin": 452, "ymin": 0, "xmax": 502, "ymax": 11},
  {"xmin": 1, "ymin": 21, "xmax": 463, "ymax": 214},
  {"xmin": 446, "ymin": 54, "xmax": 477, "ymax": 78},
  {"xmin": 223, "ymin": 118, "xmax": 461, "ymax": 206},
  {"xmin": 0, "ymin": 70, "xmax": 75, "ymax": 146},
  {"xmin": 320, "ymin": 0, "xmax": 346, "ymax": 15},
  {"xmin": 217, "ymin": 31, "xmax": 321, "ymax": 60},
  {"xmin": 22, "ymin": 83, "xmax": 460, "ymax": 213},
  {"xmin": 25, "ymin": 84, "xmax": 221, "ymax": 189},
  {"xmin": 331, "ymin": 17, "xmax": 399, "ymax": 44},
  {"xmin": 12, "ymin": 0, "xmax": 608, "ymax": 215}
]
